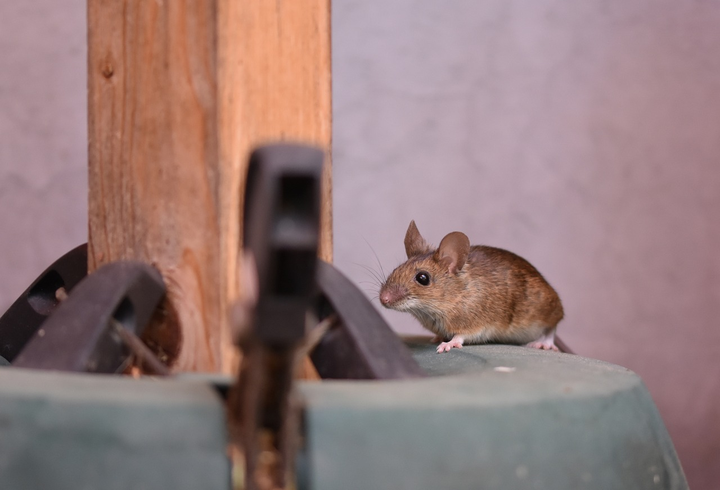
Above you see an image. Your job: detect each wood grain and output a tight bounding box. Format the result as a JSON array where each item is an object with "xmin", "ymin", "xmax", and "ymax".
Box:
[{"xmin": 88, "ymin": 0, "xmax": 331, "ymax": 374}]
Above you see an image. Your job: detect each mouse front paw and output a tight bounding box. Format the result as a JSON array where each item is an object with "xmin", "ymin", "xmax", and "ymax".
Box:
[{"xmin": 436, "ymin": 336, "xmax": 464, "ymax": 353}]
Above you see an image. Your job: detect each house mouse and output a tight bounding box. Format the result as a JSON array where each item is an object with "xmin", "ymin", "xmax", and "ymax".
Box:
[{"xmin": 379, "ymin": 221, "xmax": 565, "ymax": 353}]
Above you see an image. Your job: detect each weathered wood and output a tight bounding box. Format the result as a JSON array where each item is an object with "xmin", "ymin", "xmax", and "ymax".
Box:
[
  {"xmin": 88, "ymin": 0, "xmax": 331, "ymax": 373},
  {"xmin": 228, "ymin": 1, "xmax": 333, "ymax": 263}
]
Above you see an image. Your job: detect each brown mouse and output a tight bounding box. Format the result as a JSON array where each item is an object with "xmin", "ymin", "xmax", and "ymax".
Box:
[{"xmin": 379, "ymin": 221, "xmax": 564, "ymax": 353}]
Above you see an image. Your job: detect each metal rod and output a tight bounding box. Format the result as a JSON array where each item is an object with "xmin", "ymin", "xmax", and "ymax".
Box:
[{"xmin": 111, "ymin": 319, "xmax": 170, "ymax": 376}]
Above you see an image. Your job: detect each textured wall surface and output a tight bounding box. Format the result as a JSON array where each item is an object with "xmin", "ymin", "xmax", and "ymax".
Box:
[
  {"xmin": 332, "ymin": 2, "xmax": 720, "ymax": 489},
  {"xmin": 0, "ymin": 3, "xmax": 87, "ymax": 307},
  {"xmin": 1, "ymin": 1, "xmax": 719, "ymax": 488}
]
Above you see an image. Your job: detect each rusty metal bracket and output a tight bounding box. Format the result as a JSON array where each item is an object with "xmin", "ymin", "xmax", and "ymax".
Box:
[
  {"xmin": 0, "ymin": 244, "xmax": 87, "ymax": 363},
  {"xmin": 13, "ymin": 260, "xmax": 166, "ymax": 374},
  {"xmin": 312, "ymin": 261, "xmax": 426, "ymax": 380}
]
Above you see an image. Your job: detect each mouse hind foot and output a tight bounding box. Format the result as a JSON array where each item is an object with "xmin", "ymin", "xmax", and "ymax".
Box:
[{"xmin": 525, "ymin": 330, "xmax": 558, "ymax": 352}]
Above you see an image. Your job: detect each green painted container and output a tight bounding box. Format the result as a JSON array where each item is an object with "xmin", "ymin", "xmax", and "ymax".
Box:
[
  {"xmin": 0, "ymin": 342, "xmax": 687, "ymax": 490},
  {"xmin": 297, "ymin": 342, "xmax": 688, "ymax": 490},
  {"xmin": 0, "ymin": 368, "xmax": 230, "ymax": 490}
]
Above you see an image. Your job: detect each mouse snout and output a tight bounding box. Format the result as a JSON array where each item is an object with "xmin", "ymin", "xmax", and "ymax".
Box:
[{"xmin": 379, "ymin": 284, "xmax": 408, "ymax": 308}]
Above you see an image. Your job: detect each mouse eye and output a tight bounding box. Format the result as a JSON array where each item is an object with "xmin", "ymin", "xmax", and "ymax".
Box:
[{"xmin": 415, "ymin": 271, "xmax": 431, "ymax": 286}]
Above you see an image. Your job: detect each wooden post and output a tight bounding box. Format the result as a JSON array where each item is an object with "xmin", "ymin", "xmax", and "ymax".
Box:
[{"xmin": 87, "ymin": 1, "xmax": 332, "ymax": 373}]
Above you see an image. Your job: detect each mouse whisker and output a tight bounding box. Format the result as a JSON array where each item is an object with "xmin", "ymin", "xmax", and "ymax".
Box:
[
  {"xmin": 352, "ymin": 262, "xmax": 385, "ymax": 288},
  {"xmin": 362, "ymin": 237, "xmax": 387, "ymax": 282}
]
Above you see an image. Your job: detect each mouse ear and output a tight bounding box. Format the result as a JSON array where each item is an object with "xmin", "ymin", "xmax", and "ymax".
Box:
[
  {"xmin": 404, "ymin": 220, "xmax": 432, "ymax": 258},
  {"xmin": 434, "ymin": 232, "xmax": 470, "ymax": 274}
]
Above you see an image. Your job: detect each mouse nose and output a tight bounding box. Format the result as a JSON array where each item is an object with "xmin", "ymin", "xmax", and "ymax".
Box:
[{"xmin": 379, "ymin": 284, "xmax": 406, "ymax": 307}]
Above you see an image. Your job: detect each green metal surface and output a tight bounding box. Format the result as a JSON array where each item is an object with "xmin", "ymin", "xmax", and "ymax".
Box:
[
  {"xmin": 0, "ymin": 368, "xmax": 230, "ymax": 490},
  {"xmin": 298, "ymin": 341, "xmax": 688, "ymax": 490},
  {"xmin": 0, "ymin": 342, "xmax": 688, "ymax": 490}
]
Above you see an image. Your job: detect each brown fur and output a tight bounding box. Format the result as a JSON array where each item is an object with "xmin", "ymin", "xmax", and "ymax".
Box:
[{"xmin": 380, "ymin": 221, "xmax": 564, "ymax": 346}]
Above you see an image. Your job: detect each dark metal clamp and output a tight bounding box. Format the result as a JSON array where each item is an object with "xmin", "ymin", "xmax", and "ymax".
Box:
[
  {"xmin": 0, "ymin": 244, "xmax": 87, "ymax": 364},
  {"xmin": 230, "ymin": 144, "xmax": 324, "ymax": 490},
  {"xmin": 0, "ymin": 245, "xmax": 168, "ymax": 375}
]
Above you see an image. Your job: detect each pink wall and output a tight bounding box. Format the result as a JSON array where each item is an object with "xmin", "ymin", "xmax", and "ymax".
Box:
[
  {"xmin": 1, "ymin": 1, "xmax": 719, "ymax": 488},
  {"xmin": 332, "ymin": 2, "xmax": 720, "ymax": 488},
  {"xmin": 0, "ymin": 3, "xmax": 87, "ymax": 308}
]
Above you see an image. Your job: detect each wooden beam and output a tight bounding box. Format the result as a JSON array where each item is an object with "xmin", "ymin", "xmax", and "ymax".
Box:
[{"xmin": 87, "ymin": 0, "xmax": 332, "ymax": 373}]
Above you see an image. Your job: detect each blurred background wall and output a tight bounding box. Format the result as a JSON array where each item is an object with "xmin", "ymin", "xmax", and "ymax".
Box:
[
  {"xmin": 0, "ymin": 3, "xmax": 87, "ymax": 308},
  {"xmin": 1, "ymin": 1, "xmax": 718, "ymax": 488}
]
